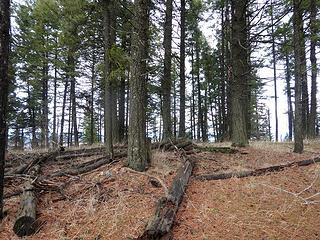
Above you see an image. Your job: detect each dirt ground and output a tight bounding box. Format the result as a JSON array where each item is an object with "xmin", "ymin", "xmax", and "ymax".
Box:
[{"xmin": 1, "ymin": 141, "xmax": 320, "ymax": 239}]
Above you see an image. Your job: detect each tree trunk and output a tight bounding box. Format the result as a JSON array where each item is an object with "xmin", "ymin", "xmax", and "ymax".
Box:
[
  {"xmin": 102, "ymin": 0, "xmax": 114, "ymax": 157},
  {"xmin": 59, "ymin": 79, "xmax": 69, "ymax": 146},
  {"xmin": 307, "ymin": 0, "xmax": 317, "ymax": 138},
  {"xmin": 69, "ymin": 51, "xmax": 79, "ymax": 147},
  {"xmin": 271, "ymin": 0, "xmax": 278, "ymax": 142},
  {"xmin": 230, "ymin": 0, "xmax": 249, "ymax": 147},
  {"xmin": 161, "ymin": 0, "xmax": 173, "ymax": 141},
  {"xmin": 52, "ymin": 47, "xmax": 58, "ymax": 147},
  {"xmin": 0, "ymin": 0, "xmax": 10, "ymax": 219},
  {"xmin": 127, "ymin": 0, "xmax": 150, "ymax": 172},
  {"xmin": 293, "ymin": 0, "xmax": 304, "ymax": 153},
  {"xmin": 284, "ymin": 45, "xmax": 293, "ymax": 141},
  {"xmin": 178, "ymin": 0, "xmax": 186, "ymax": 138}
]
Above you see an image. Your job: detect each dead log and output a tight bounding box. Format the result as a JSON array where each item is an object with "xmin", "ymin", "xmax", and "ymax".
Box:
[
  {"xmin": 51, "ymin": 156, "xmax": 113, "ymax": 177},
  {"xmin": 195, "ymin": 156, "xmax": 320, "ymax": 181},
  {"xmin": 194, "ymin": 145, "xmax": 238, "ymax": 154},
  {"xmin": 13, "ymin": 165, "xmax": 40, "ymax": 237},
  {"xmin": 7, "ymin": 151, "xmax": 58, "ymax": 175},
  {"xmin": 56, "ymin": 152, "xmax": 104, "ymax": 161},
  {"xmin": 138, "ymin": 158, "xmax": 194, "ymax": 240}
]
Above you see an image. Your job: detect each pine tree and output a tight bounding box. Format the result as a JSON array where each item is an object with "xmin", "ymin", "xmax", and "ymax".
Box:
[{"xmin": 0, "ymin": 0, "xmax": 10, "ymax": 219}]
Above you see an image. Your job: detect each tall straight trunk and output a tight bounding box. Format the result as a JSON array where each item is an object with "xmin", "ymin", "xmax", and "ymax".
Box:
[
  {"xmin": 191, "ymin": 46, "xmax": 196, "ymax": 139},
  {"xmin": 202, "ymin": 83, "xmax": 208, "ymax": 141},
  {"xmin": 90, "ymin": 54, "xmax": 96, "ymax": 145},
  {"xmin": 225, "ymin": 0, "xmax": 232, "ymax": 141},
  {"xmin": 190, "ymin": 97, "xmax": 193, "ymax": 139},
  {"xmin": 128, "ymin": 0, "xmax": 150, "ymax": 172},
  {"xmin": 52, "ymin": 49, "xmax": 58, "ymax": 147},
  {"xmin": 69, "ymin": 53, "xmax": 79, "ymax": 147},
  {"xmin": 173, "ymin": 77, "xmax": 177, "ymax": 139},
  {"xmin": 307, "ymin": 0, "xmax": 317, "ymax": 138},
  {"xmin": 230, "ymin": 0, "xmax": 249, "ymax": 147},
  {"xmin": 41, "ymin": 50, "xmax": 49, "ymax": 148},
  {"xmin": 271, "ymin": 0, "xmax": 278, "ymax": 142},
  {"xmin": 178, "ymin": 0, "xmax": 186, "ymax": 138},
  {"xmin": 195, "ymin": 36, "xmax": 203, "ymax": 141},
  {"xmin": 220, "ymin": 4, "xmax": 227, "ymax": 140},
  {"xmin": 112, "ymin": 90, "xmax": 119, "ymax": 143},
  {"xmin": 102, "ymin": 0, "xmax": 114, "ymax": 157},
  {"xmin": 301, "ymin": 41, "xmax": 308, "ymax": 135},
  {"xmin": 0, "ymin": 0, "xmax": 10, "ymax": 219},
  {"xmin": 27, "ymin": 84, "xmax": 38, "ymax": 149},
  {"xmin": 59, "ymin": 79, "xmax": 69, "ymax": 146},
  {"xmin": 161, "ymin": 0, "xmax": 173, "ymax": 141},
  {"xmin": 285, "ymin": 50, "xmax": 293, "ymax": 141},
  {"xmin": 118, "ymin": 69, "xmax": 126, "ymax": 142},
  {"xmin": 293, "ymin": 0, "xmax": 304, "ymax": 153},
  {"xmin": 67, "ymin": 92, "xmax": 72, "ymax": 147}
]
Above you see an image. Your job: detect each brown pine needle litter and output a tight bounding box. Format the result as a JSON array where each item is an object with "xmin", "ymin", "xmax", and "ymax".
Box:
[{"xmin": 1, "ymin": 141, "xmax": 320, "ymax": 239}]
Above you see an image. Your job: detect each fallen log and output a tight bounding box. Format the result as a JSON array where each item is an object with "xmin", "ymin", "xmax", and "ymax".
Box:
[
  {"xmin": 13, "ymin": 165, "xmax": 40, "ymax": 237},
  {"xmin": 194, "ymin": 145, "xmax": 238, "ymax": 154},
  {"xmin": 138, "ymin": 158, "xmax": 194, "ymax": 240},
  {"xmin": 56, "ymin": 152, "xmax": 105, "ymax": 161},
  {"xmin": 195, "ymin": 156, "xmax": 320, "ymax": 181},
  {"xmin": 50, "ymin": 156, "xmax": 113, "ymax": 177},
  {"xmin": 7, "ymin": 151, "xmax": 58, "ymax": 175}
]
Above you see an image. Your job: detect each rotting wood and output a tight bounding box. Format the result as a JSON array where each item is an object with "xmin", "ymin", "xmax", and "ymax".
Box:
[
  {"xmin": 13, "ymin": 164, "xmax": 40, "ymax": 237},
  {"xmin": 137, "ymin": 157, "xmax": 194, "ymax": 240},
  {"xmin": 6, "ymin": 150, "xmax": 59, "ymax": 175},
  {"xmin": 194, "ymin": 145, "xmax": 238, "ymax": 154},
  {"xmin": 195, "ymin": 156, "xmax": 320, "ymax": 181}
]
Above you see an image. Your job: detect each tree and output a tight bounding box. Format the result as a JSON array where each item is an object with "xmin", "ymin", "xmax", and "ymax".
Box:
[
  {"xmin": 161, "ymin": 0, "xmax": 173, "ymax": 141},
  {"xmin": 230, "ymin": 0, "xmax": 249, "ymax": 147},
  {"xmin": 127, "ymin": 0, "xmax": 150, "ymax": 171},
  {"xmin": 307, "ymin": 0, "xmax": 318, "ymax": 138},
  {"xmin": 0, "ymin": 0, "xmax": 10, "ymax": 219},
  {"xmin": 293, "ymin": 0, "xmax": 304, "ymax": 153},
  {"xmin": 178, "ymin": 0, "xmax": 186, "ymax": 138}
]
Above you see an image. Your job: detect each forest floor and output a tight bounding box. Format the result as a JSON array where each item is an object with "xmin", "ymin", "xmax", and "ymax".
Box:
[{"xmin": 1, "ymin": 140, "xmax": 320, "ymax": 240}]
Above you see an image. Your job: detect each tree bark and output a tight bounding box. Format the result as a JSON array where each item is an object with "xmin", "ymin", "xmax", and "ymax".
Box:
[
  {"xmin": 127, "ymin": 0, "xmax": 150, "ymax": 171},
  {"xmin": 102, "ymin": 0, "xmax": 114, "ymax": 158},
  {"xmin": 293, "ymin": 0, "xmax": 304, "ymax": 153},
  {"xmin": 0, "ymin": 0, "xmax": 10, "ymax": 219},
  {"xmin": 161, "ymin": 0, "xmax": 173, "ymax": 141},
  {"xmin": 230, "ymin": 0, "xmax": 249, "ymax": 147},
  {"xmin": 307, "ymin": 0, "xmax": 317, "ymax": 138},
  {"xmin": 138, "ymin": 158, "xmax": 194, "ymax": 239},
  {"xmin": 178, "ymin": 0, "xmax": 186, "ymax": 138}
]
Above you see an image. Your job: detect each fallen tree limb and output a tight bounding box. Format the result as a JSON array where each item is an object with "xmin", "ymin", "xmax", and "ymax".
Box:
[
  {"xmin": 138, "ymin": 157, "xmax": 194, "ymax": 240},
  {"xmin": 195, "ymin": 156, "xmax": 320, "ymax": 181}
]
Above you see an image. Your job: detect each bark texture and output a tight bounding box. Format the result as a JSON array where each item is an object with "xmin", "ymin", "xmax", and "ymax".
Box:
[
  {"xmin": 162, "ymin": 0, "xmax": 173, "ymax": 141},
  {"xmin": 230, "ymin": 0, "xmax": 249, "ymax": 147},
  {"xmin": 0, "ymin": 0, "xmax": 10, "ymax": 219},
  {"xmin": 127, "ymin": 0, "xmax": 150, "ymax": 171},
  {"xmin": 293, "ymin": 0, "xmax": 304, "ymax": 153}
]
